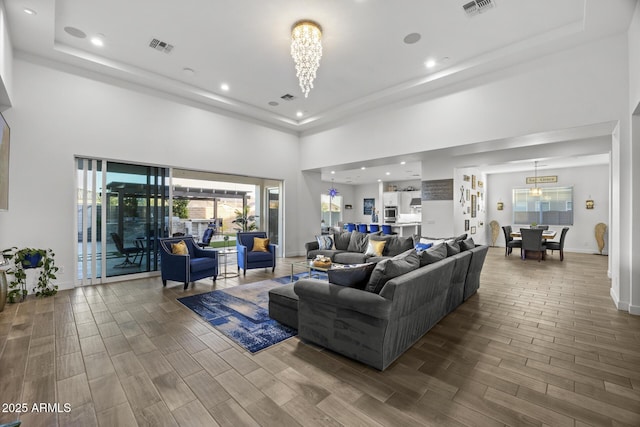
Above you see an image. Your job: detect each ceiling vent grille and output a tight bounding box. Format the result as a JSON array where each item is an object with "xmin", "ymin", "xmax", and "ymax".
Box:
[
  {"xmin": 463, "ymin": 0, "xmax": 495, "ymax": 17},
  {"xmin": 280, "ymin": 94, "xmax": 296, "ymax": 101},
  {"xmin": 149, "ymin": 38, "xmax": 174, "ymax": 53}
]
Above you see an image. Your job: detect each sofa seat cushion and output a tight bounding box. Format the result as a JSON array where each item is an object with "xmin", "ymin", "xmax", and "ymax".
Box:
[
  {"xmin": 365, "ymin": 249, "xmax": 420, "ymax": 294},
  {"xmin": 334, "ymin": 252, "xmax": 369, "ymax": 264},
  {"xmin": 190, "ymin": 257, "xmax": 216, "ymax": 273},
  {"xmin": 307, "ymin": 249, "xmax": 343, "ymax": 261}
]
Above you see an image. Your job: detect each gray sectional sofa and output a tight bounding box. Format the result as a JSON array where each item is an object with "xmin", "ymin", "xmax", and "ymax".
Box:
[
  {"xmin": 305, "ymin": 230, "xmax": 416, "ymax": 264},
  {"xmin": 269, "ymin": 239, "xmax": 488, "ymax": 371}
]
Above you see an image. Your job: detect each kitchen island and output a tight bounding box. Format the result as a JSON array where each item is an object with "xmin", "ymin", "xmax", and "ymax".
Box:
[{"xmin": 387, "ymin": 222, "xmax": 421, "ymax": 237}]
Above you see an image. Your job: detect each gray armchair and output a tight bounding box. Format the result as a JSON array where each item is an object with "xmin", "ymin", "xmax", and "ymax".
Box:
[{"xmin": 520, "ymin": 228, "xmax": 546, "ymax": 261}]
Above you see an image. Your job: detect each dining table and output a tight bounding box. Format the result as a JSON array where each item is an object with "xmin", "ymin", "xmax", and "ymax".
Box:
[{"xmin": 510, "ymin": 230, "xmax": 557, "ymax": 240}]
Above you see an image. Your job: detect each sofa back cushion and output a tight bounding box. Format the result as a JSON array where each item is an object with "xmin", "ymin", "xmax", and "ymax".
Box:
[
  {"xmin": 328, "ymin": 263, "xmax": 377, "ymax": 290},
  {"xmin": 316, "ymin": 235, "xmax": 334, "ymax": 250},
  {"xmin": 365, "ymin": 249, "xmax": 420, "ymax": 294},
  {"xmin": 459, "ymin": 237, "xmax": 476, "ymax": 251},
  {"xmin": 445, "ymin": 240, "xmax": 461, "ymax": 256},
  {"xmin": 419, "ymin": 243, "xmax": 447, "ymax": 267},
  {"xmin": 347, "ymin": 231, "xmax": 369, "ymax": 253},
  {"xmin": 333, "ymin": 231, "xmax": 352, "ymax": 251},
  {"xmin": 371, "ymin": 234, "xmax": 415, "ymax": 257}
]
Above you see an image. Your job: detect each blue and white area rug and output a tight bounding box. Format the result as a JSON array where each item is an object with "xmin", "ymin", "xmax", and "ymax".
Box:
[
  {"xmin": 178, "ymin": 280, "xmax": 297, "ymax": 353},
  {"xmin": 273, "ymin": 271, "xmax": 328, "ymax": 284}
]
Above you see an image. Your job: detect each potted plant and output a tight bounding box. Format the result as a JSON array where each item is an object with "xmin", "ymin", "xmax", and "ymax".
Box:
[
  {"xmin": 2, "ymin": 247, "xmax": 59, "ymax": 302},
  {"xmin": 232, "ymin": 206, "xmax": 257, "ymax": 232}
]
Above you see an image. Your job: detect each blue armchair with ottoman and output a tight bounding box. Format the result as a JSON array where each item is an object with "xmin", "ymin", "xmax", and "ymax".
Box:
[
  {"xmin": 236, "ymin": 231, "xmax": 276, "ymax": 276},
  {"xmin": 159, "ymin": 237, "xmax": 218, "ymax": 289}
]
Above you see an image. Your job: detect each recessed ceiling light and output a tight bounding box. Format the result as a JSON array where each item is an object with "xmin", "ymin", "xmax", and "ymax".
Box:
[
  {"xmin": 182, "ymin": 67, "xmax": 195, "ymax": 76},
  {"xmin": 361, "ymin": 167, "xmax": 366, "ymax": 170},
  {"xmin": 377, "ymin": 179, "xmax": 382, "ymax": 182},
  {"xmin": 23, "ymin": 8, "xmax": 37, "ymax": 15},
  {"xmin": 331, "ymin": 171, "xmax": 335, "ymax": 174},
  {"xmin": 90, "ymin": 34, "xmax": 105, "ymax": 47},
  {"xmin": 425, "ymin": 59, "xmax": 436, "ymax": 68},
  {"xmin": 268, "ymin": 101, "xmax": 279, "ymax": 107},
  {"xmin": 403, "ymin": 33, "xmax": 421, "ymax": 44},
  {"xmin": 296, "ymin": 111, "xmax": 303, "ymax": 118},
  {"xmin": 385, "ymin": 172, "xmax": 391, "ymax": 175},
  {"xmin": 220, "ymin": 83, "xmax": 229, "ymax": 91},
  {"xmin": 64, "ymin": 27, "xmax": 86, "ymax": 38},
  {"xmin": 400, "ymin": 161, "xmax": 406, "ymax": 165}
]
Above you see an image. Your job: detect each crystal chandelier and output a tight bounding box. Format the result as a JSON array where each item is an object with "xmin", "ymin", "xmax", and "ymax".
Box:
[
  {"xmin": 290, "ymin": 20, "xmax": 323, "ymax": 98},
  {"xmin": 530, "ymin": 161, "xmax": 542, "ymax": 196}
]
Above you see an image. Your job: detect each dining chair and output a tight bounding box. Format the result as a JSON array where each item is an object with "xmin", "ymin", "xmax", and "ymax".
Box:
[
  {"xmin": 520, "ymin": 228, "xmax": 546, "ymax": 261},
  {"xmin": 502, "ymin": 225, "xmax": 521, "ymax": 256},
  {"xmin": 111, "ymin": 232, "xmax": 143, "ymax": 267},
  {"xmin": 546, "ymin": 227, "xmax": 569, "ymax": 261}
]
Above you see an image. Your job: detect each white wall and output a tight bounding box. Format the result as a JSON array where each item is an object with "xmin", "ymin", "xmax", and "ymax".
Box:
[
  {"xmin": 0, "ymin": 58, "xmax": 304, "ymax": 289},
  {"xmin": 453, "ymin": 168, "xmax": 487, "ymax": 245},
  {"xmin": 0, "ymin": 1, "xmax": 13, "ymax": 108},
  {"xmin": 628, "ymin": 1, "xmax": 640, "ymax": 314},
  {"xmin": 486, "ymin": 164, "xmax": 610, "ymax": 254}
]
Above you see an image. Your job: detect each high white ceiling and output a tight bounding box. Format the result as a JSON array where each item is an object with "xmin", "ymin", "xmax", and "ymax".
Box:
[{"xmin": 4, "ymin": 0, "xmax": 635, "ymax": 182}]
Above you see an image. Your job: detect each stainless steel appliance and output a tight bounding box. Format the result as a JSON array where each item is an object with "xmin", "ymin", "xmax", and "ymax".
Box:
[{"xmin": 383, "ymin": 206, "xmax": 397, "ymax": 223}]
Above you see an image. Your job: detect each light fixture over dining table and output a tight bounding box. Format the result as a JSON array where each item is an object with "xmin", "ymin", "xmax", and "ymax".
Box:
[
  {"xmin": 290, "ymin": 20, "xmax": 323, "ymax": 98},
  {"xmin": 530, "ymin": 160, "xmax": 542, "ymax": 196}
]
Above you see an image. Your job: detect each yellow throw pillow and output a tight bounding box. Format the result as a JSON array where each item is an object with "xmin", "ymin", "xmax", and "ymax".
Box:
[
  {"xmin": 171, "ymin": 240, "xmax": 188, "ymax": 255},
  {"xmin": 252, "ymin": 237, "xmax": 270, "ymax": 252},
  {"xmin": 365, "ymin": 239, "xmax": 386, "ymax": 257}
]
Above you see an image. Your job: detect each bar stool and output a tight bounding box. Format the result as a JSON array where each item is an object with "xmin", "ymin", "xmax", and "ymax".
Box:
[
  {"xmin": 382, "ymin": 224, "xmax": 394, "ymax": 235},
  {"xmin": 369, "ymin": 224, "xmax": 380, "ymax": 233},
  {"xmin": 345, "ymin": 223, "xmax": 356, "ymax": 232},
  {"xmin": 357, "ymin": 224, "xmax": 368, "ymax": 233}
]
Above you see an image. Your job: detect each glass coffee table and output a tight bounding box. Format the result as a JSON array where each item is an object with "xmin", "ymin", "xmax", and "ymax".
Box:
[{"xmin": 290, "ymin": 260, "xmax": 337, "ymax": 282}]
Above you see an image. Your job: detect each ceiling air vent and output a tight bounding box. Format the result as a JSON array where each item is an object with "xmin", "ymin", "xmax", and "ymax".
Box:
[
  {"xmin": 463, "ymin": 0, "xmax": 495, "ymax": 17},
  {"xmin": 280, "ymin": 94, "xmax": 296, "ymax": 101},
  {"xmin": 149, "ymin": 38, "xmax": 174, "ymax": 53}
]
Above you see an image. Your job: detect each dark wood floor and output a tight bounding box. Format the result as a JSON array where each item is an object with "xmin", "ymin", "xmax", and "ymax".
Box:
[{"xmin": 1, "ymin": 248, "xmax": 639, "ymax": 426}]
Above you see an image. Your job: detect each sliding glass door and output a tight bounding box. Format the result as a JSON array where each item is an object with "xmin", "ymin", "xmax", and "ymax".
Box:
[{"xmin": 76, "ymin": 158, "xmax": 168, "ymax": 284}]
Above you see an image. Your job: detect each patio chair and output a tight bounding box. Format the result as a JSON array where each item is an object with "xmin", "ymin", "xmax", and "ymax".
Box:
[
  {"xmin": 197, "ymin": 228, "xmax": 214, "ymax": 248},
  {"xmin": 111, "ymin": 232, "xmax": 143, "ymax": 267}
]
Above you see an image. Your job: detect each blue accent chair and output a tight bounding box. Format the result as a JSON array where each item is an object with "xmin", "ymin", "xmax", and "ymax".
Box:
[
  {"xmin": 357, "ymin": 224, "xmax": 368, "ymax": 233},
  {"xmin": 369, "ymin": 224, "xmax": 380, "ymax": 233},
  {"xmin": 236, "ymin": 232, "xmax": 277, "ymax": 276},
  {"xmin": 345, "ymin": 223, "xmax": 356, "ymax": 232},
  {"xmin": 159, "ymin": 237, "xmax": 218, "ymax": 289}
]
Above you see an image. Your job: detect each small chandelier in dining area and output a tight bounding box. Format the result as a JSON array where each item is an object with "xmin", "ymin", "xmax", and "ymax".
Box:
[
  {"xmin": 530, "ymin": 160, "xmax": 542, "ymax": 196},
  {"xmin": 290, "ymin": 20, "xmax": 323, "ymax": 98}
]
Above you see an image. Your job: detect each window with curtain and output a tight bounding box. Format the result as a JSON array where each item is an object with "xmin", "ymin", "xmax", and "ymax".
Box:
[{"xmin": 512, "ymin": 186, "xmax": 573, "ymax": 225}]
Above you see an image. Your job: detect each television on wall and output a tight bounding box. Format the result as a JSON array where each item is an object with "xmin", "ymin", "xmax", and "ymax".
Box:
[{"xmin": 0, "ymin": 111, "xmax": 9, "ymax": 211}]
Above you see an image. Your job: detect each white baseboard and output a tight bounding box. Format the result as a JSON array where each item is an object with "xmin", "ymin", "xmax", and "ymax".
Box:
[
  {"xmin": 610, "ymin": 286, "xmax": 630, "ymax": 311},
  {"xmin": 629, "ymin": 304, "xmax": 640, "ymax": 315}
]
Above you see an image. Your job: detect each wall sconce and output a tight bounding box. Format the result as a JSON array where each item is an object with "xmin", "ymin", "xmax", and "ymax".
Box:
[
  {"xmin": 496, "ymin": 202, "xmax": 504, "ymax": 211},
  {"xmin": 586, "ymin": 199, "xmax": 594, "ymax": 209}
]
